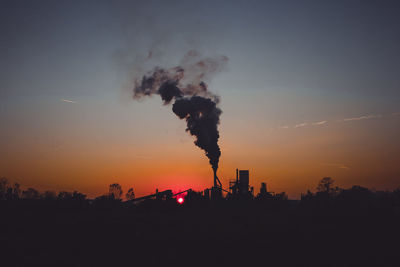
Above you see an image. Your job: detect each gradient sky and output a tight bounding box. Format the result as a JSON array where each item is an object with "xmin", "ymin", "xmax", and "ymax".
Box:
[{"xmin": 1, "ymin": 0, "xmax": 400, "ymax": 199}]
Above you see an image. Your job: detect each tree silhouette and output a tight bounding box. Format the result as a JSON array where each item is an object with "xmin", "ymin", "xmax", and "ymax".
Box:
[
  {"xmin": 317, "ymin": 177, "xmax": 340, "ymax": 196},
  {"xmin": 42, "ymin": 190, "xmax": 56, "ymax": 200},
  {"xmin": 335, "ymin": 185, "xmax": 374, "ymax": 211},
  {"xmin": 126, "ymin": 188, "xmax": 135, "ymax": 200},
  {"xmin": 109, "ymin": 183, "xmax": 123, "ymax": 200},
  {"xmin": 0, "ymin": 177, "xmax": 9, "ymax": 200},
  {"xmin": 22, "ymin": 188, "xmax": 40, "ymax": 199},
  {"xmin": 275, "ymin": 192, "xmax": 288, "ymax": 200},
  {"xmin": 72, "ymin": 191, "xmax": 86, "ymax": 201},
  {"xmin": 58, "ymin": 191, "xmax": 73, "ymax": 200},
  {"xmin": 12, "ymin": 183, "xmax": 21, "ymax": 200},
  {"xmin": 0, "ymin": 178, "xmax": 22, "ymax": 200}
]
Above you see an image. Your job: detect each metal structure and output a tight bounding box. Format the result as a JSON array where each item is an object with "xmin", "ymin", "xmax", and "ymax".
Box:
[
  {"xmin": 130, "ymin": 188, "xmax": 194, "ymax": 203},
  {"xmin": 213, "ymin": 169, "xmax": 222, "ymax": 188},
  {"xmin": 211, "ymin": 169, "xmax": 223, "ymax": 200},
  {"xmin": 130, "ymin": 189, "xmax": 173, "ymax": 202},
  {"xmin": 229, "ymin": 169, "xmax": 253, "ymax": 199},
  {"xmin": 131, "ymin": 168, "xmax": 258, "ymax": 202}
]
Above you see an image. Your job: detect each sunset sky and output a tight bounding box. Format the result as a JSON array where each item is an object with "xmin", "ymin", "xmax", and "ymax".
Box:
[{"xmin": 1, "ymin": 0, "xmax": 399, "ymax": 199}]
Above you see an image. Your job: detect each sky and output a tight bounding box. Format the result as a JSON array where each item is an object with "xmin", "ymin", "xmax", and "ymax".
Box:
[{"xmin": 1, "ymin": 0, "xmax": 399, "ymax": 199}]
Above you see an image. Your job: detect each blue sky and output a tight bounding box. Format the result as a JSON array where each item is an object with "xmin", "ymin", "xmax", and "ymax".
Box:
[{"xmin": 1, "ymin": 0, "xmax": 399, "ymax": 197}]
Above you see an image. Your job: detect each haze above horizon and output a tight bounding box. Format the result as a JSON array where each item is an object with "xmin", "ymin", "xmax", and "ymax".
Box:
[{"xmin": 1, "ymin": 0, "xmax": 399, "ymax": 199}]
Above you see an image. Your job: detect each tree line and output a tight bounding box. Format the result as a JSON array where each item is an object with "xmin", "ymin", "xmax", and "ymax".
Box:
[
  {"xmin": 1, "ymin": 176, "xmax": 400, "ymax": 213},
  {"xmin": 300, "ymin": 177, "xmax": 400, "ymax": 214},
  {"xmin": 0, "ymin": 177, "xmax": 134, "ymax": 202}
]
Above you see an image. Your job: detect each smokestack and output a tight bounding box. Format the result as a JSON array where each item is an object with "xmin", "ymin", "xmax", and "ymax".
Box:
[
  {"xmin": 214, "ymin": 169, "xmax": 218, "ymax": 187},
  {"xmin": 213, "ymin": 168, "xmax": 221, "ymax": 188},
  {"xmin": 236, "ymin": 168, "xmax": 238, "ymax": 183}
]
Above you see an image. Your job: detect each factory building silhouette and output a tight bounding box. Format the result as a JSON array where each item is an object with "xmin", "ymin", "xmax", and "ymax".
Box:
[{"xmin": 128, "ymin": 168, "xmax": 285, "ymax": 203}]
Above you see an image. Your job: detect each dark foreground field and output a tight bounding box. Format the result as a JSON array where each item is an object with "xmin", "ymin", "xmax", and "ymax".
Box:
[{"xmin": 1, "ymin": 200, "xmax": 399, "ymax": 267}]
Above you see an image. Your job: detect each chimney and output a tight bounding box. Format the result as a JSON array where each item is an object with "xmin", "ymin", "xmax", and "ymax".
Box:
[{"xmin": 236, "ymin": 168, "xmax": 238, "ymax": 183}]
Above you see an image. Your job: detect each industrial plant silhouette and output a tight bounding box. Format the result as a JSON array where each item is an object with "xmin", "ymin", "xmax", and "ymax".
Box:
[
  {"xmin": 4, "ymin": 42, "xmax": 397, "ymax": 266},
  {"xmin": 1, "ymin": 170, "xmax": 400, "ymax": 267}
]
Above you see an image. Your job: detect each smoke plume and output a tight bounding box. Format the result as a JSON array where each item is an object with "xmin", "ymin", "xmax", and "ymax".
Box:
[{"xmin": 133, "ymin": 50, "xmax": 227, "ymax": 173}]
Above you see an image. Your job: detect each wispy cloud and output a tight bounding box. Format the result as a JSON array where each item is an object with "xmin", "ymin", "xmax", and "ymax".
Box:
[
  {"xmin": 294, "ymin": 123, "xmax": 308, "ymax": 128},
  {"xmin": 60, "ymin": 99, "xmax": 77, "ymax": 104},
  {"xmin": 342, "ymin": 114, "xmax": 380, "ymax": 122},
  {"xmin": 312, "ymin": 120, "xmax": 327, "ymax": 126},
  {"xmin": 321, "ymin": 163, "xmax": 350, "ymax": 170},
  {"xmin": 294, "ymin": 120, "xmax": 327, "ymax": 128},
  {"xmin": 279, "ymin": 113, "xmax": 384, "ymax": 130}
]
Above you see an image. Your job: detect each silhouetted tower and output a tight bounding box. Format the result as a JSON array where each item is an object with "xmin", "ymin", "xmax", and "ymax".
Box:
[
  {"xmin": 257, "ymin": 182, "xmax": 273, "ymax": 200},
  {"xmin": 260, "ymin": 182, "xmax": 267, "ymax": 195},
  {"xmin": 238, "ymin": 170, "xmax": 249, "ymax": 195},
  {"xmin": 229, "ymin": 169, "xmax": 252, "ymax": 199},
  {"xmin": 211, "ymin": 169, "xmax": 222, "ymax": 200},
  {"xmin": 213, "ymin": 169, "xmax": 222, "ymax": 188}
]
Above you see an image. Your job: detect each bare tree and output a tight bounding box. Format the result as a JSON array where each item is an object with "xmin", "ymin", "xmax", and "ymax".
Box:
[
  {"xmin": 109, "ymin": 183, "xmax": 123, "ymax": 200},
  {"xmin": 0, "ymin": 178, "xmax": 21, "ymax": 200},
  {"xmin": 317, "ymin": 177, "xmax": 340, "ymax": 196},
  {"xmin": 126, "ymin": 188, "xmax": 135, "ymax": 200}
]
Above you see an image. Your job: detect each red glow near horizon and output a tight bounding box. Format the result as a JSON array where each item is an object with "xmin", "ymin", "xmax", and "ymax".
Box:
[{"xmin": 177, "ymin": 197, "xmax": 184, "ymax": 204}]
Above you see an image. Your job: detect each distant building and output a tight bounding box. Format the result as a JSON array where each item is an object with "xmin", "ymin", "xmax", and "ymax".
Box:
[{"xmin": 229, "ymin": 169, "xmax": 252, "ymax": 199}]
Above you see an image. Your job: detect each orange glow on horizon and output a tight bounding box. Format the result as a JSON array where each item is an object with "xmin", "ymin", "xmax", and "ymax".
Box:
[{"xmin": 1, "ymin": 107, "xmax": 399, "ymax": 200}]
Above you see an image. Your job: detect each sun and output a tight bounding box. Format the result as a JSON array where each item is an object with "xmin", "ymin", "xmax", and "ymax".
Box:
[{"xmin": 177, "ymin": 197, "xmax": 184, "ymax": 204}]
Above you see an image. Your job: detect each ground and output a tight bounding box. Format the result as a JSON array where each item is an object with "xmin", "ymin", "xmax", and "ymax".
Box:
[{"xmin": 1, "ymin": 201, "xmax": 399, "ymax": 266}]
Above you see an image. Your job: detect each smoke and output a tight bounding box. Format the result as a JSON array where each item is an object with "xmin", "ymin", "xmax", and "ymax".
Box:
[
  {"xmin": 132, "ymin": 50, "xmax": 227, "ymax": 173},
  {"xmin": 172, "ymin": 96, "xmax": 221, "ymax": 172}
]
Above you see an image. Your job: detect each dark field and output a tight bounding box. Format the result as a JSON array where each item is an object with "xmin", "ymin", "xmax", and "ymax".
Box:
[{"xmin": 1, "ymin": 200, "xmax": 399, "ymax": 267}]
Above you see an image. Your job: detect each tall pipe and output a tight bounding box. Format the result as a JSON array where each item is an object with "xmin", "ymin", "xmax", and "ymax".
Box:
[
  {"xmin": 213, "ymin": 169, "xmax": 222, "ymax": 187},
  {"xmin": 214, "ymin": 169, "xmax": 218, "ymax": 187},
  {"xmin": 236, "ymin": 168, "xmax": 238, "ymax": 182}
]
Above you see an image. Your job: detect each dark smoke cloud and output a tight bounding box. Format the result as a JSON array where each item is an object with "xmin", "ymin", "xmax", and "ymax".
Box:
[
  {"xmin": 172, "ymin": 96, "xmax": 221, "ymax": 172},
  {"xmin": 133, "ymin": 50, "xmax": 227, "ymax": 173}
]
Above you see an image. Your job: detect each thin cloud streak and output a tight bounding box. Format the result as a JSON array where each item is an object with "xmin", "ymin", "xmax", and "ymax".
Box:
[
  {"xmin": 278, "ymin": 113, "xmax": 384, "ymax": 130},
  {"xmin": 342, "ymin": 114, "xmax": 380, "ymax": 122},
  {"xmin": 312, "ymin": 120, "xmax": 327, "ymax": 126},
  {"xmin": 60, "ymin": 99, "xmax": 77, "ymax": 104},
  {"xmin": 294, "ymin": 123, "xmax": 308, "ymax": 128},
  {"xmin": 294, "ymin": 120, "xmax": 327, "ymax": 128}
]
